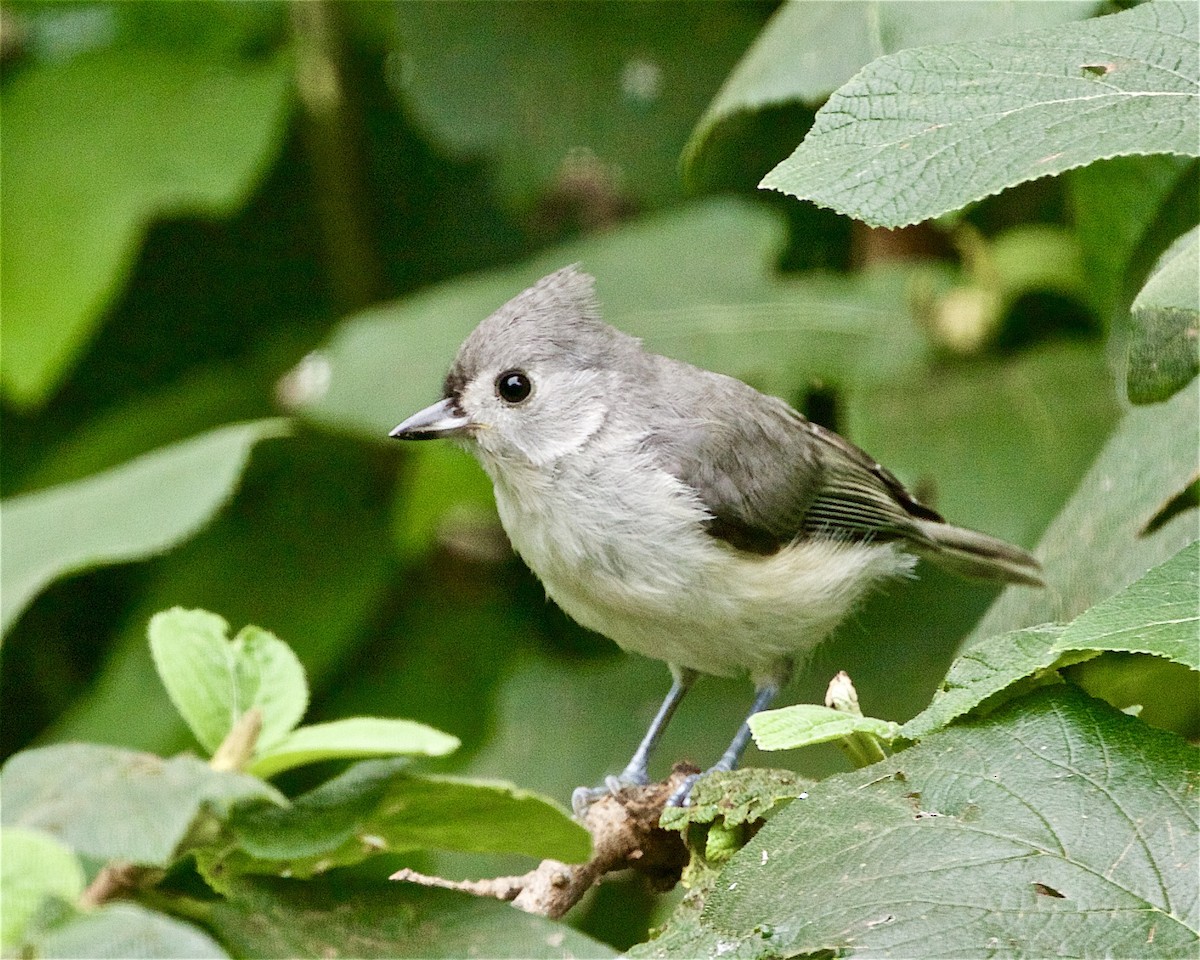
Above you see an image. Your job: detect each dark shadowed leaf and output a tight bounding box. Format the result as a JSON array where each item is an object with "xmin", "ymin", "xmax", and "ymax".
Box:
[
  {"xmin": 388, "ymin": 3, "xmax": 764, "ymax": 211},
  {"xmin": 1069, "ymin": 155, "xmax": 1196, "ymax": 324}
]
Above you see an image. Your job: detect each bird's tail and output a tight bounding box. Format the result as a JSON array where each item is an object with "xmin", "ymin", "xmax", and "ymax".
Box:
[{"xmin": 912, "ymin": 519, "xmax": 1044, "ymax": 587}]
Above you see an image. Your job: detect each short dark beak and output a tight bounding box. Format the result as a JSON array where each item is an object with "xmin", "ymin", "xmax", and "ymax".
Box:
[{"xmin": 389, "ymin": 397, "xmax": 473, "ymax": 440}]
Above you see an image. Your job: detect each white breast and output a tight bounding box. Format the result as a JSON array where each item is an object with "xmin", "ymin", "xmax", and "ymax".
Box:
[{"xmin": 482, "ymin": 445, "xmax": 914, "ymax": 685}]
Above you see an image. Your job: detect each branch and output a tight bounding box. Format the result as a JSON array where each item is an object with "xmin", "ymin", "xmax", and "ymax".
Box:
[{"xmin": 391, "ymin": 764, "xmax": 697, "ymax": 919}]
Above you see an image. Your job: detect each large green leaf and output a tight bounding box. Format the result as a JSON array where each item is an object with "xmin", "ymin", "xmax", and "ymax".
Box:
[
  {"xmin": 687, "ymin": 0, "xmax": 1097, "ymax": 171},
  {"xmin": 214, "ymin": 759, "xmax": 589, "ymax": 882},
  {"xmin": 148, "ymin": 608, "xmax": 308, "ymax": 756},
  {"xmin": 0, "ymin": 743, "xmax": 281, "ymax": 867},
  {"xmin": 0, "ymin": 19, "xmax": 293, "ymax": 407},
  {"xmin": 762, "ymin": 1, "xmax": 1200, "ymax": 228},
  {"xmin": 1128, "ymin": 225, "xmax": 1200, "ymax": 404},
  {"xmin": 0, "ymin": 419, "xmax": 286, "ymax": 637},
  {"xmin": 31, "ymin": 903, "xmax": 229, "ymax": 960},
  {"xmin": 208, "ymin": 875, "xmax": 614, "ymax": 959},
  {"xmin": 0, "ymin": 828, "xmax": 85, "ymax": 951},
  {"xmin": 387, "ymin": 2, "xmax": 764, "ymax": 211},
  {"xmin": 636, "ymin": 687, "xmax": 1200, "ymax": 958},
  {"xmin": 904, "ymin": 542, "xmax": 1199, "ymax": 738}
]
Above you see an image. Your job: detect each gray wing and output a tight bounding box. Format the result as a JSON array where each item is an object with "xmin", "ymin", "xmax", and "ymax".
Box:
[{"xmin": 644, "ymin": 364, "xmax": 942, "ymax": 555}]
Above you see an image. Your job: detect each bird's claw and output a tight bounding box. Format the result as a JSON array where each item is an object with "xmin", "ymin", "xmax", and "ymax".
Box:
[
  {"xmin": 666, "ymin": 772, "xmax": 701, "ymax": 807},
  {"xmin": 571, "ymin": 771, "xmax": 650, "ymax": 817}
]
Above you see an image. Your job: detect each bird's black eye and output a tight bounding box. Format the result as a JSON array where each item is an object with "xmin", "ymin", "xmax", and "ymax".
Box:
[{"xmin": 496, "ymin": 369, "xmax": 532, "ymax": 404}]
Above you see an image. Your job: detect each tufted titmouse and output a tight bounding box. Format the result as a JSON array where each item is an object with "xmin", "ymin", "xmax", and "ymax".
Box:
[{"xmin": 390, "ymin": 266, "xmax": 1042, "ymax": 807}]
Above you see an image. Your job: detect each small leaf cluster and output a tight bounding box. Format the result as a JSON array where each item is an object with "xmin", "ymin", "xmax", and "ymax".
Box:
[{"xmin": 0, "ymin": 610, "xmax": 595, "ymax": 958}]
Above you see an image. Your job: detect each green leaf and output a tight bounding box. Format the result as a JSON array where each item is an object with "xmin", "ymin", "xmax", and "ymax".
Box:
[
  {"xmin": 658, "ymin": 768, "xmax": 811, "ymax": 834},
  {"xmin": 0, "ymin": 36, "xmax": 292, "ymax": 407},
  {"xmin": 388, "ymin": 3, "xmax": 764, "ymax": 211},
  {"xmin": 1129, "ymin": 225, "xmax": 1200, "ymax": 404},
  {"xmin": 637, "ymin": 687, "xmax": 1200, "ymax": 959},
  {"xmin": 217, "ymin": 759, "xmax": 589, "ymax": 881},
  {"xmin": 686, "ymin": 0, "xmax": 1097, "ymax": 171},
  {"xmin": 247, "ymin": 718, "xmax": 461, "ymax": 779},
  {"xmin": 0, "ymin": 828, "xmax": 85, "ymax": 950},
  {"xmin": 1057, "ymin": 540, "xmax": 1199, "ymax": 667},
  {"xmin": 762, "ymin": 1, "xmax": 1200, "ymax": 228},
  {"xmin": 0, "ymin": 743, "xmax": 281, "ymax": 867},
  {"xmin": 901, "ymin": 624, "xmax": 1069, "ymax": 739},
  {"xmin": 973, "ymin": 378, "xmax": 1199, "ymax": 642},
  {"xmin": 748, "ymin": 703, "xmax": 900, "ymax": 752},
  {"xmin": 208, "ymin": 875, "xmax": 614, "ymax": 959},
  {"xmin": 0, "ymin": 419, "xmax": 286, "ymax": 637},
  {"xmin": 31, "ymin": 903, "xmax": 228, "ymax": 960},
  {"xmin": 905, "ymin": 543, "xmax": 1199, "ymax": 738},
  {"xmin": 148, "ymin": 608, "xmax": 308, "ymax": 756}
]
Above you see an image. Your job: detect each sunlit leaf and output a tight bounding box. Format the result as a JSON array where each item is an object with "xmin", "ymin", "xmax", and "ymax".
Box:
[
  {"xmin": 149, "ymin": 608, "xmax": 308, "ymax": 756},
  {"xmin": 687, "ymin": 0, "xmax": 1097, "ymax": 172},
  {"xmin": 248, "ymin": 718, "xmax": 461, "ymax": 779},
  {"xmin": 0, "ymin": 828, "xmax": 85, "ymax": 951},
  {"xmin": 749, "ymin": 704, "xmax": 899, "ymax": 752}
]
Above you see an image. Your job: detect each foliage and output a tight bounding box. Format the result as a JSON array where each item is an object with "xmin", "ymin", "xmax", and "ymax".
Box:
[
  {"xmin": 0, "ymin": 612, "xmax": 592, "ymax": 956},
  {"xmin": 2, "ymin": 0, "xmax": 1197, "ymax": 957}
]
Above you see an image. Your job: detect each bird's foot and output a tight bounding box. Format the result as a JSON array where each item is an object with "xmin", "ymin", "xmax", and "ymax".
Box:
[
  {"xmin": 571, "ymin": 771, "xmax": 650, "ymax": 818},
  {"xmin": 666, "ymin": 772, "xmax": 701, "ymax": 807}
]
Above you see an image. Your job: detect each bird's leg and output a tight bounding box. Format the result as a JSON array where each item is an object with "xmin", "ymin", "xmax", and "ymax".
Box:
[
  {"xmin": 572, "ymin": 666, "xmax": 697, "ymax": 816},
  {"xmin": 667, "ymin": 681, "xmax": 781, "ymax": 807}
]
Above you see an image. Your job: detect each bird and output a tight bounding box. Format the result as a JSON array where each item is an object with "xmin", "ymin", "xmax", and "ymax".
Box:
[{"xmin": 389, "ymin": 265, "xmax": 1043, "ymax": 808}]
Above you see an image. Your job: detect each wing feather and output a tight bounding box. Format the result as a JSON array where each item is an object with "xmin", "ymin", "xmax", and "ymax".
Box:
[{"xmin": 644, "ymin": 361, "xmax": 940, "ymax": 555}]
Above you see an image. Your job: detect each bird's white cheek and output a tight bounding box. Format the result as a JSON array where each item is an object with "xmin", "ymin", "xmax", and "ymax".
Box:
[{"xmin": 512, "ymin": 405, "xmax": 608, "ymax": 467}]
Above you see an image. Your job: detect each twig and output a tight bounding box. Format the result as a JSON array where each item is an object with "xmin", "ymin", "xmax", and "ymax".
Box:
[
  {"xmin": 392, "ymin": 764, "xmax": 697, "ymax": 919},
  {"xmin": 78, "ymin": 861, "xmax": 149, "ymax": 910}
]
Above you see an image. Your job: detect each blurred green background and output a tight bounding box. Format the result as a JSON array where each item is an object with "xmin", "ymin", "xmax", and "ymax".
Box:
[{"xmin": 2, "ymin": 0, "xmax": 1193, "ymax": 947}]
